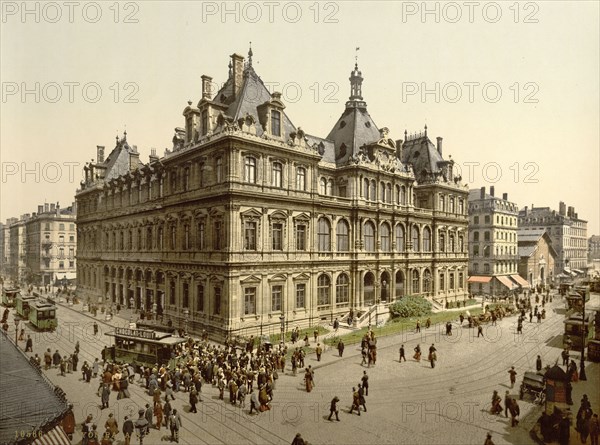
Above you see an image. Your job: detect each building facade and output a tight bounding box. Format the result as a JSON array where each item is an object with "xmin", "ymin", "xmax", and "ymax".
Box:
[
  {"xmin": 76, "ymin": 50, "xmax": 469, "ymax": 339},
  {"xmin": 467, "ymin": 187, "xmax": 524, "ymax": 295},
  {"xmin": 589, "ymin": 235, "xmax": 600, "ymax": 261},
  {"xmin": 24, "ymin": 203, "xmax": 77, "ymax": 286},
  {"xmin": 2, "ymin": 218, "xmax": 17, "ymax": 280},
  {"xmin": 518, "ymin": 202, "xmax": 587, "ymax": 277},
  {"xmin": 9, "ymin": 217, "xmax": 28, "ymax": 284},
  {"xmin": 517, "ymin": 229, "xmax": 557, "ymax": 288}
]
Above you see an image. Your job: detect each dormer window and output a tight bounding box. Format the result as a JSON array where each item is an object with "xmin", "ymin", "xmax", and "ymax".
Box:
[
  {"xmin": 201, "ymin": 110, "xmax": 208, "ymax": 136},
  {"xmin": 271, "ymin": 110, "xmax": 281, "ymax": 137}
]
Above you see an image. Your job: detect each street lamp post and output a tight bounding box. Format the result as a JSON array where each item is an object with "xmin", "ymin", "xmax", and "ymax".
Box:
[
  {"xmin": 14, "ymin": 317, "xmax": 20, "ymax": 344},
  {"xmin": 578, "ymin": 287, "xmax": 588, "ymax": 381},
  {"xmin": 279, "ymin": 315, "xmax": 285, "ymax": 343}
]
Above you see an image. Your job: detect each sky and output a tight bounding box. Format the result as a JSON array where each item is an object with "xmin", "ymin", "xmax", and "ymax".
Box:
[{"xmin": 1, "ymin": 1, "xmax": 599, "ymax": 234}]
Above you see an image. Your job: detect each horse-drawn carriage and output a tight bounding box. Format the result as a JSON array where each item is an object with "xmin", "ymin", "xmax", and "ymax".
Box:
[{"xmin": 519, "ymin": 371, "xmax": 546, "ymax": 404}]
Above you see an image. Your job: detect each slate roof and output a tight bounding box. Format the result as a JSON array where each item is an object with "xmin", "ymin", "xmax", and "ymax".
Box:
[
  {"xmin": 517, "ymin": 228, "xmax": 558, "ymax": 259},
  {"xmin": 401, "ymin": 135, "xmax": 447, "ymax": 180},
  {"xmin": 211, "ymin": 65, "xmax": 296, "ymax": 138},
  {"xmin": 0, "ymin": 330, "xmax": 69, "ymax": 444}
]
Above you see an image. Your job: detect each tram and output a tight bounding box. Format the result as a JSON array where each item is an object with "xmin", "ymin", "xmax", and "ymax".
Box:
[
  {"xmin": 2, "ymin": 288, "xmax": 20, "ymax": 307},
  {"xmin": 15, "ymin": 294, "xmax": 39, "ymax": 319},
  {"xmin": 29, "ymin": 301, "xmax": 58, "ymax": 330},
  {"xmin": 563, "ymin": 313, "xmax": 593, "ymax": 351},
  {"xmin": 105, "ymin": 327, "xmax": 186, "ymax": 369}
]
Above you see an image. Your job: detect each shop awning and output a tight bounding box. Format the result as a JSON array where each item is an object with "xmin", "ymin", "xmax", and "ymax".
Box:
[
  {"xmin": 468, "ymin": 276, "xmax": 492, "ymax": 283},
  {"xmin": 510, "ymin": 274, "xmax": 531, "ymax": 288},
  {"xmin": 496, "ymin": 275, "xmax": 516, "ymax": 289},
  {"xmin": 573, "ymin": 269, "xmax": 584, "ymax": 274},
  {"xmin": 32, "ymin": 425, "xmax": 70, "ymax": 445},
  {"xmin": 55, "ymin": 272, "xmax": 76, "ymax": 281}
]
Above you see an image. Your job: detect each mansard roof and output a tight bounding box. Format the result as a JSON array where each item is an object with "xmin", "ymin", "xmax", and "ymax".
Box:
[
  {"xmin": 97, "ymin": 133, "xmax": 143, "ymax": 181},
  {"xmin": 401, "ymin": 133, "xmax": 451, "ymax": 182}
]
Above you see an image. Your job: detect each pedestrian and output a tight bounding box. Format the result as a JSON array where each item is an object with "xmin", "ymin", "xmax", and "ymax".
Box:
[
  {"xmin": 92, "ymin": 358, "xmax": 100, "ymax": 378},
  {"xmin": 589, "ymin": 413, "xmax": 599, "ymax": 445},
  {"xmin": 44, "ymin": 348, "xmax": 52, "ymax": 370},
  {"xmin": 415, "ymin": 320, "xmax": 421, "ymax": 333},
  {"xmin": 303, "ymin": 334, "xmax": 309, "ymax": 347},
  {"xmin": 349, "ymin": 387, "xmax": 361, "ymax": 416},
  {"xmin": 313, "ymin": 328, "xmax": 318, "ymax": 343},
  {"xmin": 144, "ymin": 404, "xmax": 153, "ymax": 434},
  {"xmin": 154, "ymin": 402, "xmax": 163, "ymax": 430},
  {"xmin": 249, "ymin": 388, "xmax": 259, "ymax": 415},
  {"xmin": 72, "ymin": 352, "xmax": 79, "ymax": 372},
  {"xmin": 25, "ymin": 335, "xmax": 33, "ymax": 352},
  {"xmin": 413, "ymin": 344, "xmax": 421, "ymax": 362},
  {"xmin": 361, "ymin": 370, "xmax": 369, "ymax": 396},
  {"xmin": 562, "ymin": 349, "xmax": 570, "ymax": 366},
  {"xmin": 333, "ymin": 318, "xmax": 339, "ymax": 332},
  {"xmin": 60, "ymin": 356, "xmax": 67, "ymax": 376},
  {"xmin": 52, "ymin": 349, "xmax": 61, "ymax": 368},
  {"xmin": 361, "ymin": 346, "xmax": 367, "ymax": 365},
  {"xmin": 291, "ymin": 433, "xmax": 307, "ymax": 445},
  {"xmin": 504, "ymin": 391, "xmax": 511, "ymax": 418},
  {"xmin": 101, "ymin": 384, "xmax": 110, "ymax": 409},
  {"xmin": 509, "ymin": 398, "xmax": 520, "ymax": 427},
  {"xmin": 163, "ymin": 399, "xmax": 172, "ymax": 429},
  {"xmin": 425, "ymin": 317, "xmax": 431, "ymax": 329},
  {"xmin": 536, "ymin": 355, "xmax": 542, "ymax": 372},
  {"xmin": 399, "ymin": 344, "xmax": 406, "ymax": 362},
  {"xmin": 104, "ymin": 413, "xmax": 118, "ymax": 439},
  {"xmin": 315, "ymin": 343, "xmax": 322, "ymax": 361},
  {"xmin": 122, "ymin": 416, "xmax": 133, "ymax": 445},
  {"xmin": 328, "ymin": 396, "xmax": 340, "ymax": 421},
  {"xmin": 94, "ymin": 322, "xmax": 98, "ymax": 336},
  {"xmin": 484, "ymin": 432, "xmax": 495, "ymax": 445},
  {"xmin": 459, "ymin": 313, "xmax": 464, "ymax": 325},
  {"xmin": 559, "ymin": 413, "xmax": 571, "ymax": 445},
  {"xmin": 169, "ymin": 409, "xmax": 182, "ymax": 443},
  {"xmin": 337, "ymin": 340, "xmax": 345, "ymax": 357},
  {"xmin": 508, "ymin": 367, "xmax": 517, "ymax": 388},
  {"xmin": 357, "ymin": 384, "xmax": 367, "ymax": 412},
  {"xmin": 477, "ymin": 324, "xmax": 484, "ymax": 338}
]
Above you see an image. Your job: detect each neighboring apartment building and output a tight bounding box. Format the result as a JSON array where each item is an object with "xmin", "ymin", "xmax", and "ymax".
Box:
[
  {"xmin": 9, "ymin": 216, "xmax": 28, "ymax": 284},
  {"xmin": 467, "ymin": 187, "xmax": 526, "ymax": 295},
  {"xmin": 518, "ymin": 202, "xmax": 587, "ymax": 277},
  {"xmin": 589, "ymin": 235, "xmax": 600, "ymax": 261},
  {"xmin": 1, "ymin": 218, "xmax": 17, "ymax": 279},
  {"xmin": 517, "ymin": 228, "xmax": 557, "ymax": 288},
  {"xmin": 25, "ymin": 203, "xmax": 77, "ymax": 286},
  {"xmin": 76, "ymin": 50, "xmax": 469, "ymax": 340}
]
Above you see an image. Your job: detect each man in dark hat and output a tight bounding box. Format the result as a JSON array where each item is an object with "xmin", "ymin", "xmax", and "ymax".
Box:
[{"xmin": 328, "ymin": 396, "xmax": 340, "ymax": 421}]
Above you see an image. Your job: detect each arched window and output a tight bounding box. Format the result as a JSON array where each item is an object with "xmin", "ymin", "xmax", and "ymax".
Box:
[
  {"xmin": 386, "ymin": 183, "xmax": 392, "ymax": 203},
  {"xmin": 439, "ymin": 233, "xmax": 445, "ymax": 252},
  {"xmin": 380, "ymin": 223, "xmax": 390, "ymax": 252},
  {"xmin": 364, "ymin": 221, "xmax": 375, "ymax": 252},
  {"xmin": 370, "ymin": 180, "xmax": 376, "ymax": 201},
  {"xmin": 363, "ymin": 178, "xmax": 369, "ymax": 199},
  {"xmin": 336, "ymin": 220, "xmax": 349, "ymax": 252},
  {"xmin": 423, "ymin": 227, "xmax": 431, "ymax": 251},
  {"xmin": 317, "ymin": 274, "xmax": 331, "ymax": 306},
  {"xmin": 320, "ymin": 178, "xmax": 327, "ymax": 195},
  {"xmin": 317, "ymin": 217, "xmax": 331, "ymax": 251},
  {"xmin": 449, "ymin": 234, "xmax": 455, "ymax": 252},
  {"xmin": 296, "ymin": 167, "xmax": 306, "ymax": 190},
  {"xmin": 458, "ymin": 271, "xmax": 464, "ymax": 289},
  {"xmin": 423, "ymin": 269, "xmax": 432, "ymax": 293},
  {"xmin": 401, "ymin": 186, "xmax": 407, "ymax": 205},
  {"xmin": 336, "ymin": 274, "xmax": 350, "ymax": 304},
  {"xmin": 396, "ymin": 225, "xmax": 405, "ymax": 252},
  {"xmin": 395, "ymin": 270, "xmax": 404, "ymax": 298},
  {"xmin": 458, "ymin": 235, "xmax": 464, "ymax": 253},
  {"xmin": 439, "ymin": 271, "xmax": 445, "ymax": 292},
  {"xmin": 272, "ymin": 161, "xmax": 283, "ymax": 188},
  {"xmin": 244, "ymin": 156, "xmax": 256, "ymax": 183},
  {"xmin": 380, "ymin": 181, "xmax": 386, "ymax": 202},
  {"xmin": 412, "ymin": 270, "xmax": 420, "ymax": 294},
  {"xmin": 327, "ymin": 179, "xmax": 334, "ymax": 196},
  {"xmin": 412, "ymin": 226, "xmax": 420, "ymax": 252}
]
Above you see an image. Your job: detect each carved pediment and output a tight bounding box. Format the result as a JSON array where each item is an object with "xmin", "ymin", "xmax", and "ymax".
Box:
[
  {"xmin": 293, "ymin": 212, "xmax": 311, "ymax": 222},
  {"xmin": 293, "ymin": 273, "xmax": 310, "ymax": 281},
  {"xmin": 240, "ymin": 275, "xmax": 261, "ymax": 285},
  {"xmin": 269, "ymin": 274, "xmax": 287, "ymax": 282},
  {"xmin": 241, "ymin": 208, "xmax": 263, "ymax": 219}
]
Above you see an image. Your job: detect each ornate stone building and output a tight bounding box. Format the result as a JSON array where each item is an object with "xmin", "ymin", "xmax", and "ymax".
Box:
[
  {"xmin": 517, "ymin": 229, "xmax": 557, "ymax": 288},
  {"xmin": 76, "ymin": 50, "xmax": 469, "ymax": 339}
]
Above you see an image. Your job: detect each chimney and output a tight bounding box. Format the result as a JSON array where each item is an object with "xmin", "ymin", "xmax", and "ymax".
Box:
[
  {"xmin": 50, "ymin": 203, "xmax": 55, "ymax": 212},
  {"xmin": 231, "ymin": 53, "xmax": 244, "ymax": 99},
  {"xmin": 44, "ymin": 203, "xmax": 49, "ymax": 213},
  {"xmin": 502, "ymin": 192, "xmax": 508, "ymax": 201},
  {"xmin": 56, "ymin": 202, "xmax": 60, "ymax": 216},
  {"xmin": 480, "ymin": 187, "xmax": 485, "ymax": 199},
  {"xmin": 395, "ymin": 139, "xmax": 403, "ymax": 160},
  {"xmin": 96, "ymin": 146, "xmax": 105, "ymax": 163},
  {"xmin": 201, "ymin": 75, "xmax": 213, "ymax": 100},
  {"xmin": 149, "ymin": 148, "xmax": 159, "ymax": 163},
  {"xmin": 490, "ymin": 186, "xmax": 495, "ymax": 197},
  {"xmin": 559, "ymin": 201, "xmax": 566, "ymax": 216},
  {"xmin": 38, "ymin": 205, "xmax": 43, "ymax": 214},
  {"xmin": 436, "ymin": 137, "xmax": 443, "ymax": 156}
]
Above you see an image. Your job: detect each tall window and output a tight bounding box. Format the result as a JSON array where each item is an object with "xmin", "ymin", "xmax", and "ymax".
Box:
[
  {"xmin": 320, "ymin": 178, "xmax": 327, "ymax": 195},
  {"xmin": 216, "ymin": 157, "xmax": 223, "ymax": 183},
  {"xmin": 439, "ymin": 195, "xmax": 445, "ymax": 211},
  {"xmin": 458, "ymin": 271, "xmax": 464, "ymax": 288},
  {"xmin": 169, "ymin": 281, "xmax": 176, "ymax": 305},
  {"xmin": 196, "ymin": 222, "xmax": 205, "ymax": 250},
  {"xmin": 449, "ymin": 197, "xmax": 455, "ymax": 213},
  {"xmin": 380, "ymin": 223, "xmax": 390, "ymax": 252},
  {"xmin": 157, "ymin": 227, "xmax": 164, "ymax": 250},
  {"xmin": 363, "ymin": 178, "xmax": 369, "ymax": 198},
  {"xmin": 170, "ymin": 172, "xmax": 177, "ymax": 193},
  {"xmin": 245, "ymin": 221, "xmax": 257, "ymax": 250},
  {"xmin": 146, "ymin": 227, "xmax": 153, "ymax": 250},
  {"xmin": 138, "ymin": 182, "xmax": 143, "ymax": 202},
  {"xmin": 395, "ymin": 225, "xmax": 405, "ymax": 252},
  {"xmin": 296, "ymin": 167, "xmax": 306, "ymax": 190},
  {"xmin": 213, "ymin": 287, "xmax": 221, "ymax": 315},
  {"xmin": 336, "ymin": 220, "xmax": 349, "ymax": 252},
  {"xmin": 449, "ymin": 234, "xmax": 455, "ymax": 252},
  {"xmin": 244, "ymin": 157, "xmax": 256, "ymax": 183},
  {"xmin": 201, "ymin": 110, "xmax": 208, "ymax": 136},
  {"xmin": 183, "ymin": 168, "xmax": 190, "ymax": 191},
  {"xmin": 159, "ymin": 177, "xmax": 164, "ymax": 197},
  {"xmin": 317, "ymin": 274, "xmax": 331, "ymax": 306},
  {"xmin": 439, "ymin": 273, "xmax": 445, "ymax": 292},
  {"xmin": 336, "ymin": 274, "xmax": 349, "ymax": 304},
  {"xmin": 364, "ymin": 222, "xmax": 375, "ymax": 252},
  {"xmin": 326, "ymin": 179, "xmax": 333, "ymax": 196},
  {"xmin": 380, "ymin": 182, "xmax": 386, "ymax": 202},
  {"xmin": 183, "ymin": 224, "xmax": 190, "ymax": 250},
  {"xmin": 449, "ymin": 272, "xmax": 455, "ymax": 290},
  {"xmin": 370, "ymin": 180, "xmax": 376, "ymax": 201},
  {"xmin": 473, "ymin": 232, "xmax": 479, "ymax": 242},
  {"xmin": 272, "ymin": 162, "xmax": 283, "ymax": 188},
  {"xmin": 271, "ymin": 110, "xmax": 281, "ymax": 136},
  {"xmin": 412, "ymin": 226, "xmax": 420, "ymax": 252},
  {"xmin": 244, "ymin": 287, "xmax": 256, "ymax": 315},
  {"xmin": 412, "ymin": 270, "xmax": 420, "ymax": 294},
  {"xmin": 458, "ymin": 235, "xmax": 464, "ymax": 252},
  {"xmin": 196, "ymin": 284, "xmax": 204, "ymax": 312},
  {"xmin": 296, "ymin": 224, "xmax": 306, "ymax": 251},
  {"xmin": 271, "ymin": 285, "xmax": 282, "ymax": 311},
  {"xmin": 386, "ymin": 183, "xmax": 392, "ymax": 203},
  {"xmin": 484, "ymin": 231, "xmax": 490, "ymax": 242},
  {"xmin": 400, "ymin": 186, "xmax": 407, "ymax": 205},
  {"xmin": 317, "ymin": 218, "xmax": 331, "ymax": 251},
  {"xmin": 272, "ymin": 223, "xmax": 283, "ymax": 250},
  {"xmin": 198, "ymin": 163, "xmax": 205, "ymax": 187},
  {"xmin": 137, "ymin": 229, "xmax": 143, "ymax": 250},
  {"xmin": 458, "ymin": 199, "xmax": 464, "ymax": 214},
  {"xmin": 296, "ymin": 283, "xmax": 306, "ymax": 309},
  {"xmin": 439, "ymin": 233, "xmax": 445, "ymax": 252},
  {"xmin": 423, "ymin": 227, "xmax": 431, "ymax": 251},
  {"xmin": 170, "ymin": 225, "xmax": 176, "ymax": 250},
  {"xmin": 213, "ymin": 221, "xmax": 222, "ymax": 250},
  {"xmin": 182, "ymin": 282, "xmax": 189, "ymax": 308}
]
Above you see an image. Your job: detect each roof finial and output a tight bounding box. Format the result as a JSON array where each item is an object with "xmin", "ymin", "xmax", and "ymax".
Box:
[
  {"xmin": 355, "ymin": 46, "xmax": 360, "ymax": 69},
  {"xmin": 424, "ymin": 124, "xmax": 427, "ymax": 137},
  {"xmin": 228, "ymin": 59, "xmax": 233, "ymax": 78},
  {"xmin": 248, "ymin": 41, "xmax": 253, "ymax": 67},
  {"xmin": 123, "ymin": 126, "xmax": 127, "ymax": 141}
]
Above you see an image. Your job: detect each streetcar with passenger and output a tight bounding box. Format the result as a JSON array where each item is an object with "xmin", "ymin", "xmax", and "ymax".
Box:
[
  {"xmin": 105, "ymin": 326, "xmax": 186, "ymax": 370},
  {"xmin": 1, "ymin": 288, "xmax": 20, "ymax": 307},
  {"xmin": 28, "ymin": 301, "xmax": 58, "ymax": 331},
  {"xmin": 15, "ymin": 294, "xmax": 39, "ymax": 319}
]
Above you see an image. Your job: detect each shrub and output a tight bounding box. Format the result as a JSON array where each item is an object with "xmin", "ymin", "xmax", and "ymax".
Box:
[{"xmin": 389, "ymin": 296, "xmax": 432, "ymax": 319}]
